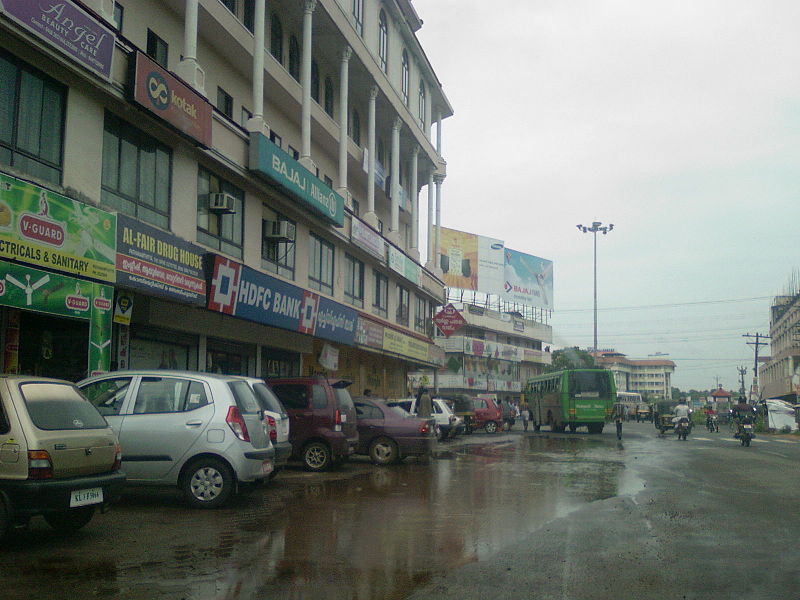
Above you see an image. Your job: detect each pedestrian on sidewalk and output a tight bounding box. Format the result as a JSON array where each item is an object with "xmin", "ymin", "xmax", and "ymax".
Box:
[{"xmin": 522, "ymin": 406, "xmax": 531, "ymax": 431}]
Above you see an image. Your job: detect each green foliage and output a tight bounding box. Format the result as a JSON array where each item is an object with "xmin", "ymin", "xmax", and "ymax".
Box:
[{"xmin": 546, "ymin": 347, "xmax": 595, "ymax": 372}]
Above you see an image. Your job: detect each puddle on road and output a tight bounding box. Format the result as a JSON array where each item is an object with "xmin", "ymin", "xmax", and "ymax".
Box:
[{"xmin": 3, "ymin": 436, "xmax": 635, "ymax": 600}]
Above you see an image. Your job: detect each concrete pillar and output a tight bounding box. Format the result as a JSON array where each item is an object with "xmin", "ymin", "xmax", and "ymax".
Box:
[
  {"xmin": 300, "ymin": 0, "xmax": 317, "ymax": 170},
  {"xmin": 424, "ymin": 91, "xmax": 433, "ymax": 140},
  {"xmin": 425, "ymin": 172, "xmax": 435, "ymax": 270},
  {"xmin": 388, "ymin": 116, "xmax": 402, "ymax": 243},
  {"xmin": 435, "ymin": 112, "xmax": 442, "ymax": 156},
  {"xmin": 434, "ymin": 173, "xmax": 444, "ymax": 276},
  {"xmin": 247, "ymin": 0, "xmax": 269, "ymax": 134},
  {"xmin": 175, "ymin": 0, "xmax": 206, "ymax": 94},
  {"xmin": 410, "ymin": 145, "xmax": 420, "ymax": 260},
  {"xmin": 336, "ymin": 46, "xmax": 352, "ymax": 197},
  {"xmin": 364, "ymin": 85, "xmax": 379, "ymax": 228}
]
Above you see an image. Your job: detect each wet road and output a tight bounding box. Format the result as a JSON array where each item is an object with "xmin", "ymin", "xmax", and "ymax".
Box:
[{"xmin": 3, "ymin": 422, "xmax": 799, "ymax": 599}]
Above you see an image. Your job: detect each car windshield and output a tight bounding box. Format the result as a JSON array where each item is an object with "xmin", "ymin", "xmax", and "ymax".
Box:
[
  {"xmin": 228, "ymin": 381, "xmax": 261, "ymax": 414},
  {"xmin": 333, "ymin": 387, "xmax": 355, "ymax": 410},
  {"xmin": 20, "ymin": 382, "xmax": 108, "ymax": 430},
  {"xmin": 568, "ymin": 371, "xmax": 611, "ymax": 397},
  {"xmin": 388, "ymin": 405, "xmax": 411, "ymax": 418},
  {"xmin": 251, "ymin": 382, "xmax": 288, "ymax": 417}
]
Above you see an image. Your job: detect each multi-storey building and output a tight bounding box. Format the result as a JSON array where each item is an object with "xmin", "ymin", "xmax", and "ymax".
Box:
[
  {"xmin": 760, "ymin": 294, "xmax": 800, "ymax": 402},
  {"xmin": 0, "ymin": 0, "xmax": 452, "ymax": 396},
  {"xmin": 433, "ymin": 302, "xmax": 553, "ymax": 402},
  {"xmin": 594, "ymin": 351, "xmax": 675, "ymax": 402}
]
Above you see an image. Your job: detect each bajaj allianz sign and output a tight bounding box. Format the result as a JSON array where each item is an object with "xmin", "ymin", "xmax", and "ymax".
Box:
[{"xmin": 249, "ymin": 132, "xmax": 344, "ymax": 227}]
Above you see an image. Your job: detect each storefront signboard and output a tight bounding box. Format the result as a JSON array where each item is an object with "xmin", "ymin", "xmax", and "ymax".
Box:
[
  {"xmin": 387, "ymin": 246, "xmax": 420, "ymax": 286},
  {"xmin": 355, "ymin": 316, "xmax": 384, "ymax": 348},
  {"xmin": 113, "ymin": 292, "xmax": 132, "ymax": 325},
  {"xmin": 383, "ymin": 328, "xmax": 429, "ymax": 363},
  {"xmin": 351, "ymin": 218, "xmax": 384, "ymax": 260},
  {"xmin": 116, "ymin": 214, "xmax": 206, "ymax": 305},
  {"xmin": 462, "ymin": 336, "xmax": 523, "ymax": 362},
  {"xmin": 249, "ymin": 132, "xmax": 344, "ymax": 227},
  {"xmin": 0, "ymin": 0, "xmax": 116, "ymax": 79},
  {"xmin": 0, "ymin": 173, "xmax": 116, "ymax": 282},
  {"xmin": 0, "ymin": 261, "xmax": 113, "ymax": 373},
  {"xmin": 355, "ymin": 314, "xmax": 440, "ymax": 366},
  {"xmin": 132, "ymin": 52, "xmax": 212, "ymax": 147},
  {"xmin": 207, "ymin": 254, "xmax": 356, "ymax": 345}
]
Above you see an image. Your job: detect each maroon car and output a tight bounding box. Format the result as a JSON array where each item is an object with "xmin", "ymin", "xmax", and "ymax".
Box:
[
  {"xmin": 353, "ymin": 398, "xmax": 436, "ymax": 465},
  {"xmin": 473, "ymin": 394, "xmax": 504, "ymax": 433}
]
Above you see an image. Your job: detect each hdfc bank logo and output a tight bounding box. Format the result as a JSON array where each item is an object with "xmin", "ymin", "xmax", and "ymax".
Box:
[
  {"xmin": 209, "ymin": 257, "xmax": 241, "ymax": 315},
  {"xmin": 146, "ymin": 71, "xmax": 170, "ymax": 111}
]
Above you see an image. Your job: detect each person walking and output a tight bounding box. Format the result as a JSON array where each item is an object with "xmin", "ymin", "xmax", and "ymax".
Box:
[
  {"xmin": 417, "ymin": 387, "xmax": 433, "ymax": 418},
  {"xmin": 522, "ymin": 405, "xmax": 531, "ymax": 431}
]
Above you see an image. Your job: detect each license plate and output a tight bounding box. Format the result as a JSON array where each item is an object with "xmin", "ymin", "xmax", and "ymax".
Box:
[
  {"xmin": 70, "ymin": 487, "xmax": 103, "ymax": 508},
  {"xmin": 744, "ymin": 425, "xmax": 753, "ymax": 430},
  {"xmin": 261, "ymin": 460, "xmax": 273, "ymax": 476}
]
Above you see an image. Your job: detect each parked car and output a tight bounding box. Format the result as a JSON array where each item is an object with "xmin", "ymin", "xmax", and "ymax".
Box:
[
  {"xmin": 473, "ymin": 394, "xmax": 504, "ymax": 433},
  {"xmin": 235, "ymin": 377, "xmax": 292, "ymax": 479},
  {"xmin": 386, "ymin": 398, "xmax": 463, "ymax": 440},
  {"xmin": 352, "ymin": 397, "xmax": 436, "ymax": 465},
  {"xmin": 0, "ymin": 376, "xmax": 125, "ymax": 537},
  {"xmin": 78, "ymin": 371, "xmax": 274, "ymax": 508},
  {"xmin": 267, "ymin": 376, "xmax": 358, "ymax": 472}
]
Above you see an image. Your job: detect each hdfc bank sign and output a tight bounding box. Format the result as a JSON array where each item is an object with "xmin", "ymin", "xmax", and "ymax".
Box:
[{"xmin": 132, "ymin": 52, "xmax": 212, "ymax": 147}]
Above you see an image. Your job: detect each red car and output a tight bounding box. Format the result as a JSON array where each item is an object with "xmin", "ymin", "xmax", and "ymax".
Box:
[
  {"xmin": 353, "ymin": 398, "xmax": 436, "ymax": 465},
  {"xmin": 473, "ymin": 394, "xmax": 503, "ymax": 433}
]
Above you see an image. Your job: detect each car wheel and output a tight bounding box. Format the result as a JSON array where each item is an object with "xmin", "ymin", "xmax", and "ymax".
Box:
[
  {"xmin": 369, "ymin": 437, "xmax": 399, "ymax": 466},
  {"xmin": 484, "ymin": 421, "xmax": 498, "ymax": 434},
  {"xmin": 43, "ymin": 507, "xmax": 95, "ymax": 532},
  {"xmin": 302, "ymin": 441, "xmax": 332, "ymax": 472},
  {"xmin": 181, "ymin": 457, "xmax": 234, "ymax": 509}
]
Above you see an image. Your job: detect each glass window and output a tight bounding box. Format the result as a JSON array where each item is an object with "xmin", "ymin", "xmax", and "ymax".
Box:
[
  {"xmin": 241, "ymin": 106, "xmax": 252, "ymax": 128},
  {"xmin": 81, "ymin": 377, "xmax": 132, "ymax": 416},
  {"xmin": 397, "ymin": 286, "xmax": 409, "ymax": 326},
  {"xmin": 324, "ymin": 77, "xmax": 335, "ymax": 117},
  {"xmin": 378, "ymin": 10, "xmax": 388, "ymax": 73},
  {"xmin": 414, "ymin": 295, "xmax": 427, "ymax": 334},
  {"xmin": 0, "ymin": 53, "xmax": 65, "ymax": 184},
  {"xmin": 352, "ymin": 0, "xmax": 363, "ymax": 35},
  {"xmin": 217, "ymin": 87, "xmax": 233, "ymax": 119},
  {"xmin": 270, "ymin": 384, "xmax": 308, "ymax": 410},
  {"xmin": 20, "ymin": 383, "xmax": 108, "ymax": 430},
  {"xmin": 146, "ymin": 29, "xmax": 168, "ymax": 68},
  {"xmin": 344, "ymin": 254, "xmax": 364, "ymax": 308},
  {"xmin": 270, "ymin": 14, "xmax": 283, "ymax": 63},
  {"xmin": 350, "ymin": 109, "xmax": 361, "ymax": 145},
  {"xmin": 228, "ymin": 380, "xmax": 260, "ymax": 414},
  {"xmin": 311, "ymin": 60, "xmax": 320, "ymax": 103},
  {"xmin": 261, "ymin": 214, "xmax": 295, "ymax": 279},
  {"xmin": 312, "ymin": 385, "xmax": 327, "ymax": 409},
  {"xmin": 289, "ymin": 35, "xmax": 300, "ymax": 80},
  {"xmin": 355, "ymin": 401, "xmax": 382, "ymax": 419},
  {"xmin": 101, "ymin": 112, "xmax": 171, "ymax": 229},
  {"xmin": 308, "ymin": 233, "xmax": 334, "ymax": 295},
  {"xmin": 113, "ymin": 2, "xmax": 124, "ymax": 31},
  {"xmin": 243, "ymin": 0, "xmax": 255, "ymax": 32},
  {"xmin": 418, "ymin": 79, "xmax": 426, "ymax": 128},
  {"xmin": 401, "ymin": 50, "xmax": 409, "ymax": 105},
  {"xmin": 251, "ymin": 382, "xmax": 288, "ymax": 417},
  {"xmin": 373, "ymin": 270, "xmax": 388, "ymax": 318},
  {"xmin": 197, "ymin": 167, "xmax": 244, "ymax": 258},
  {"xmin": 133, "ymin": 377, "xmax": 209, "ymax": 414}
]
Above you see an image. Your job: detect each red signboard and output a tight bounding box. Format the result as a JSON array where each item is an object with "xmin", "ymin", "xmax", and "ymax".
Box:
[
  {"xmin": 132, "ymin": 52, "xmax": 212, "ymax": 147},
  {"xmin": 432, "ymin": 303, "xmax": 467, "ymax": 337}
]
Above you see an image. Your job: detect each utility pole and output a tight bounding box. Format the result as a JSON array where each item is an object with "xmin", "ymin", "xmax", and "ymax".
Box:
[
  {"xmin": 737, "ymin": 366, "xmax": 747, "ymax": 397},
  {"xmin": 743, "ymin": 333, "xmax": 770, "ymax": 402}
]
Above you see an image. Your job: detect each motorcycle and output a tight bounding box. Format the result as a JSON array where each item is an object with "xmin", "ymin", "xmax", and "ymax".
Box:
[
  {"xmin": 675, "ymin": 417, "xmax": 690, "ymax": 441},
  {"xmin": 706, "ymin": 414, "xmax": 719, "ymax": 433},
  {"xmin": 737, "ymin": 421, "xmax": 755, "ymax": 447}
]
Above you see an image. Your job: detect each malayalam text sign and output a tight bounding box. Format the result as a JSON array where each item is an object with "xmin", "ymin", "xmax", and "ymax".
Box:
[{"xmin": 432, "ymin": 303, "xmax": 467, "ymax": 337}]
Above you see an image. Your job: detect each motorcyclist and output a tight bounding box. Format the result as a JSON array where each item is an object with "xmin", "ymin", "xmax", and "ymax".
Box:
[
  {"xmin": 731, "ymin": 396, "xmax": 757, "ymax": 437},
  {"xmin": 673, "ymin": 398, "xmax": 692, "ymax": 431},
  {"xmin": 704, "ymin": 404, "xmax": 718, "ymax": 432}
]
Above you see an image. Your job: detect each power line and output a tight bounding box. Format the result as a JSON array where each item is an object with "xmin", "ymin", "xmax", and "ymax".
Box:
[{"xmin": 557, "ymin": 295, "xmax": 772, "ymax": 313}]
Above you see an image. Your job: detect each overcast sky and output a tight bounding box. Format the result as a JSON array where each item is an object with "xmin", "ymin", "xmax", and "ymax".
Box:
[{"xmin": 413, "ymin": 0, "xmax": 800, "ymax": 392}]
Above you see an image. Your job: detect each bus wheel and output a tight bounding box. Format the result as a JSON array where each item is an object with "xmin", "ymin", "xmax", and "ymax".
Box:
[
  {"xmin": 568, "ymin": 424, "xmax": 577, "ymax": 433},
  {"xmin": 533, "ymin": 423, "xmax": 540, "ymax": 432}
]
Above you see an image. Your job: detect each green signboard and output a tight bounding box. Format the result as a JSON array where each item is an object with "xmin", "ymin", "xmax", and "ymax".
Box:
[
  {"xmin": 0, "ymin": 173, "xmax": 117, "ymax": 282},
  {"xmin": 249, "ymin": 132, "xmax": 344, "ymax": 227},
  {"xmin": 0, "ymin": 262, "xmax": 114, "ymax": 374}
]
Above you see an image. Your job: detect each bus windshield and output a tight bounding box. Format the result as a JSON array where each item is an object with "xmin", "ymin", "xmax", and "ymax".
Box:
[{"xmin": 568, "ymin": 371, "xmax": 611, "ymax": 398}]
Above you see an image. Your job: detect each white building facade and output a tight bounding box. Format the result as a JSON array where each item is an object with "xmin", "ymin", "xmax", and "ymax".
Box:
[
  {"xmin": 0, "ymin": 0, "xmax": 452, "ymax": 396},
  {"xmin": 594, "ymin": 351, "xmax": 675, "ymax": 402},
  {"xmin": 760, "ymin": 294, "xmax": 800, "ymax": 402}
]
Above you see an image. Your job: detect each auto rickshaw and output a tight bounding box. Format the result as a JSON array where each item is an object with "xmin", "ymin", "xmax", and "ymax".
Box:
[
  {"xmin": 451, "ymin": 394, "xmax": 476, "ymax": 434},
  {"xmin": 653, "ymin": 401, "xmax": 678, "ymax": 435},
  {"xmin": 636, "ymin": 403, "xmax": 652, "ymax": 423}
]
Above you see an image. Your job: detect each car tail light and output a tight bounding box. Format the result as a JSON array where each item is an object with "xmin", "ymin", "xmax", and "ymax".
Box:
[
  {"xmin": 226, "ymin": 406, "xmax": 251, "ymax": 442},
  {"xmin": 267, "ymin": 416, "xmax": 277, "ymax": 443},
  {"xmin": 28, "ymin": 450, "xmax": 53, "ymax": 480},
  {"xmin": 334, "ymin": 409, "xmax": 342, "ymax": 432},
  {"xmin": 419, "ymin": 421, "xmax": 431, "ymax": 435},
  {"xmin": 112, "ymin": 443, "xmax": 123, "ymax": 471}
]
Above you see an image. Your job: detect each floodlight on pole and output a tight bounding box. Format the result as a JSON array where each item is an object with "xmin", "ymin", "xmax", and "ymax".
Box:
[{"xmin": 577, "ymin": 221, "xmax": 614, "ymax": 353}]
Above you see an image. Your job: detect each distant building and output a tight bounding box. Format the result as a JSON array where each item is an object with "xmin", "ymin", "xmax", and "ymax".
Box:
[
  {"xmin": 760, "ymin": 293, "xmax": 800, "ymax": 402},
  {"xmin": 433, "ymin": 302, "xmax": 553, "ymax": 402},
  {"xmin": 593, "ymin": 351, "xmax": 675, "ymax": 402}
]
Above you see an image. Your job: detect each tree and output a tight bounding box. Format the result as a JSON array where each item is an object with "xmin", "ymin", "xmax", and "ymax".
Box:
[{"xmin": 546, "ymin": 347, "xmax": 595, "ymax": 372}]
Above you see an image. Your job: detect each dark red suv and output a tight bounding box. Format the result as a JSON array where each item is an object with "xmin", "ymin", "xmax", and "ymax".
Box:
[{"xmin": 267, "ymin": 377, "xmax": 358, "ymax": 471}]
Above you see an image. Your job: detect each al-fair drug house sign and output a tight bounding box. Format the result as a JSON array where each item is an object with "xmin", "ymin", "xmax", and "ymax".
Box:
[{"xmin": 249, "ymin": 132, "xmax": 344, "ymax": 227}]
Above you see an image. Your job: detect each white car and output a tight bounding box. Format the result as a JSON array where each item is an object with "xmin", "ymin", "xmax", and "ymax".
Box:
[
  {"xmin": 386, "ymin": 398, "xmax": 463, "ymax": 440},
  {"xmin": 237, "ymin": 377, "xmax": 291, "ymax": 478}
]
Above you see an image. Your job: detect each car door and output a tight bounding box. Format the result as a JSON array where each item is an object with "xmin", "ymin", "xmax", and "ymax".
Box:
[
  {"xmin": 354, "ymin": 401, "xmax": 383, "ymax": 452},
  {"xmin": 117, "ymin": 376, "xmax": 214, "ymax": 482},
  {"xmin": 270, "ymin": 383, "xmax": 312, "ymax": 449}
]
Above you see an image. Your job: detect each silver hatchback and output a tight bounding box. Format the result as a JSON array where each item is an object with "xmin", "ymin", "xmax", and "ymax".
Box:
[{"xmin": 78, "ymin": 371, "xmax": 274, "ymax": 508}]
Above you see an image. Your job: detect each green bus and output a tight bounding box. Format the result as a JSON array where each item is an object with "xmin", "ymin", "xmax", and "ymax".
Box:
[{"xmin": 525, "ymin": 369, "xmax": 616, "ymax": 433}]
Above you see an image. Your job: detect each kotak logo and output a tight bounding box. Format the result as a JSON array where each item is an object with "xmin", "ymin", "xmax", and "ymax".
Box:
[{"xmin": 147, "ymin": 71, "xmax": 170, "ymax": 111}]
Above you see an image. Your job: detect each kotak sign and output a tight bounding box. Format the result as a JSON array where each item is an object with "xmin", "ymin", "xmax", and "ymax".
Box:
[{"xmin": 432, "ymin": 303, "xmax": 467, "ymax": 337}]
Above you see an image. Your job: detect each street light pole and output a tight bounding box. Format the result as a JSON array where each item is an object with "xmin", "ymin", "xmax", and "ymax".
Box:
[{"xmin": 577, "ymin": 221, "xmax": 614, "ymax": 353}]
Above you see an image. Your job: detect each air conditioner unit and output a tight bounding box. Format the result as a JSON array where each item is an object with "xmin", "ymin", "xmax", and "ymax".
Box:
[
  {"xmin": 208, "ymin": 192, "xmax": 236, "ymax": 214},
  {"xmin": 263, "ymin": 220, "xmax": 295, "ymax": 241}
]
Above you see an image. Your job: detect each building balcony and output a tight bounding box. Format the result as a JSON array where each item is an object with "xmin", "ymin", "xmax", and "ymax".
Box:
[{"xmin": 436, "ymin": 335, "xmax": 552, "ymax": 366}]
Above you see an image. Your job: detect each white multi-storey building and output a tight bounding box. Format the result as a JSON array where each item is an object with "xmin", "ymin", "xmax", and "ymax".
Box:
[
  {"xmin": 0, "ymin": 0, "xmax": 452, "ymax": 396},
  {"xmin": 761, "ymin": 294, "xmax": 800, "ymax": 402},
  {"xmin": 594, "ymin": 351, "xmax": 675, "ymax": 402}
]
